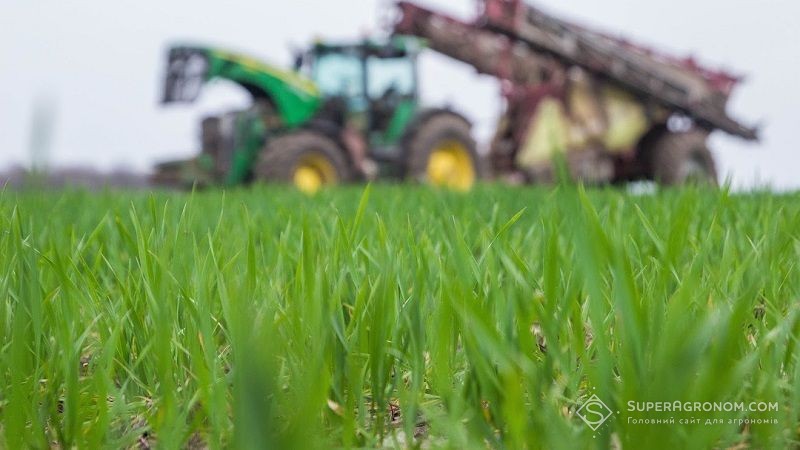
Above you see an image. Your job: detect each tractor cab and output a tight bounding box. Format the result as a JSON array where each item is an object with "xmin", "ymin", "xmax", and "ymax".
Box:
[{"xmin": 296, "ymin": 38, "xmax": 421, "ymax": 155}]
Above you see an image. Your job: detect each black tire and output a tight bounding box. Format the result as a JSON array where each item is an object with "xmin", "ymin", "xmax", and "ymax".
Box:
[
  {"xmin": 648, "ymin": 131, "xmax": 718, "ymax": 186},
  {"xmin": 254, "ymin": 131, "xmax": 353, "ymax": 189},
  {"xmin": 403, "ymin": 112, "xmax": 484, "ymax": 189}
]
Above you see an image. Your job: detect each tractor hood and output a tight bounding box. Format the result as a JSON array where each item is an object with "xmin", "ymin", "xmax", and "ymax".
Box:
[{"xmin": 162, "ymin": 45, "xmax": 322, "ymax": 127}]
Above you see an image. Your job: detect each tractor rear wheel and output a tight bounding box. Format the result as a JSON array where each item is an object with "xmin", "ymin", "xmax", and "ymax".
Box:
[
  {"xmin": 404, "ymin": 112, "xmax": 483, "ymax": 191},
  {"xmin": 255, "ymin": 131, "xmax": 352, "ymax": 193},
  {"xmin": 648, "ymin": 131, "xmax": 718, "ymax": 186}
]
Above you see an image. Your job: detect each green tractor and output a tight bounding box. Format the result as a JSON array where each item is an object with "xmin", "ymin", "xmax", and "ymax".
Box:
[{"xmin": 155, "ymin": 37, "xmax": 483, "ymax": 192}]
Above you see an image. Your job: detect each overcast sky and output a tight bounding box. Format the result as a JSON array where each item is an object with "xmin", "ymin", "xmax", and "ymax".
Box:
[{"xmin": 1, "ymin": 0, "xmax": 797, "ymax": 189}]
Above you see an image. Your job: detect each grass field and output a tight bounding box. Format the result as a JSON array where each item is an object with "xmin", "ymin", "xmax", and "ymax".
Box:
[{"xmin": 1, "ymin": 185, "xmax": 799, "ymax": 449}]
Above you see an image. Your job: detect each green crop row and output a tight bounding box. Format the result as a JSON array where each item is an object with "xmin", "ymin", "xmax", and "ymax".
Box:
[{"xmin": 1, "ymin": 185, "xmax": 799, "ymax": 449}]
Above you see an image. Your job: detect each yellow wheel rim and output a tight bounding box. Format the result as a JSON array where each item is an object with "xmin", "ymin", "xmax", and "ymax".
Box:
[
  {"xmin": 293, "ymin": 153, "xmax": 338, "ymax": 194},
  {"xmin": 426, "ymin": 140, "xmax": 476, "ymax": 191}
]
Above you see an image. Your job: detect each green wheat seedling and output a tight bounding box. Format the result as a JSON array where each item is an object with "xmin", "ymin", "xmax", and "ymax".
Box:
[{"xmin": 0, "ymin": 185, "xmax": 798, "ymax": 449}]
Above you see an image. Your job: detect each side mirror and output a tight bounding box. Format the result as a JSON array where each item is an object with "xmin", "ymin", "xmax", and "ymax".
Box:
[{"xmin": 293, "ymin": 53, "xmax": 304, "ymax": 71}]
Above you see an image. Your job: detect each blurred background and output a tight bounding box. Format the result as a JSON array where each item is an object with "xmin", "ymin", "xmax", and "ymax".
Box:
[{"xmin": 1, "ymin": 0, "xmax": 796, "ymax": 190}]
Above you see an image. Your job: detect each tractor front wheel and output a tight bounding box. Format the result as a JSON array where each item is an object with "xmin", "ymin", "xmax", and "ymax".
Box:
[
  {"xmin": 255, "ymin": 131, "xmax": 352, "ymax": 193},
  {"xmin": 404, "ymin": 112, "xmax": 483, "ymax": 191}
]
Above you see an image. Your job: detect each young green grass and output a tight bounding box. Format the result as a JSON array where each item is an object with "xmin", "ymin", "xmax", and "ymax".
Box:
[{"xmin": 0, "ymin": 185, "xmax": 798, "ymax": 449}]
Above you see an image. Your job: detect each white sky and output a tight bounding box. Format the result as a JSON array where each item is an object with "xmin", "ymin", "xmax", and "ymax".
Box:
[{"xmin": 1, "ymin": 0, "xmax": 797, "ymax": 189}]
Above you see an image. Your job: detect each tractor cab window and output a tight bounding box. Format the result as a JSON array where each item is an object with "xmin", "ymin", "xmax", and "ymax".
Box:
[
  {"xmin": 311, "ymin": 52, "xmax": 366, "ymax": 111},
  {"xmin": 366, "ymin": 55, "xmax": 416, "ymax": 135},
  {"xmin": 366, "ymin": 56, "xmax": 415, "ymax": 100}
]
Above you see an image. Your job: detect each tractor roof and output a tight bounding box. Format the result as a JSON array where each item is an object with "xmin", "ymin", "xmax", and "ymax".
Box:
[{"xmin": 310, "ymin": 35, "xmax": 423, "ymax": 58}]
